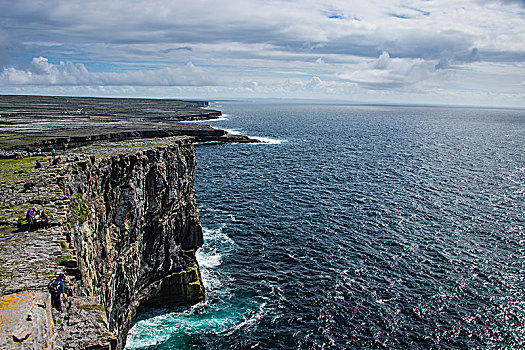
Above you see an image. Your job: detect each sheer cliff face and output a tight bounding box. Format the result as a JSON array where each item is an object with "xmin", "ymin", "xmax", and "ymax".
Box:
[{"xmin": 61, "ymin": 138, "xmax": 205, "ymax": 348}]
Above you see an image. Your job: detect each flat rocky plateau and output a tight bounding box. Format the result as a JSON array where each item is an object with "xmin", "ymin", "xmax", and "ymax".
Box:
[{"xmin": 0, "ymin": 95, "xmax": 256, "ymax": 156}]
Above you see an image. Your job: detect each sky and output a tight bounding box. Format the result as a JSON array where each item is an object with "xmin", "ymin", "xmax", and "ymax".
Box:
[{"xmin": 0, "ymin": 0, "xmax": 524, "ymax": 107}]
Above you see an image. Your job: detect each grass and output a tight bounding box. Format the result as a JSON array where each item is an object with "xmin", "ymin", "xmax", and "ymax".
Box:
[
  {"xmin": 0, "ymin": 156, "xmax": 46, "ymax": 186},
  {"xmin": 76, "ymin": 304, "xmax": 105, "ymax": 311},
  {"xmin": 55, "ymin": 255, "xmax": 73, "ymax": 265},
  {"xmin": 0, "ymin": 156, "xmax": 42, "ymax": 169},
  {"xmin": 70, "ymin": 193, "xmax": 90, "ymax": 224}
]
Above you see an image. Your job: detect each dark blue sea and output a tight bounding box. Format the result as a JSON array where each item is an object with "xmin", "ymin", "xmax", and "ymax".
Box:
[{"xmin": 126, "ymin": 102, "xmax": 525, "ymax": 349}]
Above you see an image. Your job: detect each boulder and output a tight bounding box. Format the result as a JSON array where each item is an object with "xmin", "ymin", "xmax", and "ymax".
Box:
[{"xmin": 0, "ymin": 292, "xmax": 55, "ymax": 349}]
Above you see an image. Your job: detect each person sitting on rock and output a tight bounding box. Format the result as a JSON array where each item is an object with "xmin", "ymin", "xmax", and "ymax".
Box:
[
  {"xmin": 40, "ymin": 210, "xmax": 49, "ymax": 228},
  {"xmin": 52, "ymin": 157, "xmax": 60, "ymax": 166},
  {"xmin": 23, "ymin": 179, "xmax": 35, "ymax": 192},
  {"xmin": 34, "ymin": 210, "xmax": 41, "ymax": 228},
  {"xmin": 26, "ymin": 207, "xmax": 35, "ymax": 230},
  {"xmin": 48, "ymin": 273, "xmax": 65, "ymax": 312},
  {"xmin": 35, "ymin": 159, "xmax": 42, "ymax": 169}
]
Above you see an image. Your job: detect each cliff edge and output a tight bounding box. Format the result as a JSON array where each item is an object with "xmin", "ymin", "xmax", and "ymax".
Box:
[{"xmin": 0, "ymin": 137, "xmax": 206, "ymax": 349}]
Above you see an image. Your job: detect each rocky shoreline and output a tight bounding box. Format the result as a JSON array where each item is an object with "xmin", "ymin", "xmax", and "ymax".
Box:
[
  {"xmin": 0, "ymin": 96, "xmax": 252, "ymax": 349},
  {"xmin": 0, "ymin": 126, "xmax": 257, "ymax": 159}
]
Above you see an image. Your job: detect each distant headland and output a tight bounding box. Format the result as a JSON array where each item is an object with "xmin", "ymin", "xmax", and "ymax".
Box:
[{"xmin": 0, "ymin": 95, "xmax": 257, "ymax": 157}]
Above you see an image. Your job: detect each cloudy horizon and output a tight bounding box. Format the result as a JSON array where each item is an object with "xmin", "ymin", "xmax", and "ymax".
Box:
[{"xmin": 0, "ymin": 0, "xmax": 524, "ymax": 107}]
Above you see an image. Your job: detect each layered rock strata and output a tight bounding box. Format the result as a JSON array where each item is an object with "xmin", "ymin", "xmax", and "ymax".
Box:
[
  {"xmin": 0, "ymin": 136, "xmax": 206, "ymax": 349},
  {"xmin": 0, "ymin": 126, "xmax": 257, "ymax": 158},
  {"xmin": 60, "ymin": 137, "xmax": 206, "ymax": 348}
]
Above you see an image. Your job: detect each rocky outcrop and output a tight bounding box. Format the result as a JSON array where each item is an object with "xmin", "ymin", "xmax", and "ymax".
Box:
[
  {"xmin": 0, "ymin": 136, "xmax": 207, "ymax": 349},
  {"xmin": 58, "ymin": 137, "xmax": 206, "ymax": 348},
  {"xmin": 0, "ymin": 126, "xmax": 258, "ymax": 159},
  {"xmin": 0, "ymin": 292, "xmax": 55, "ymax": 349}
]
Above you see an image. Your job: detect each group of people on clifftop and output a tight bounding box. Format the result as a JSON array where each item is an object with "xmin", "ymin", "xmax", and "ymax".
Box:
[
  {"xmin": 25, "ymin": 207, "xmax": 48, "ymax": 231},
  {"xmin": 11, "ymin": 149, "xmax": 67, "ymax": 312}
]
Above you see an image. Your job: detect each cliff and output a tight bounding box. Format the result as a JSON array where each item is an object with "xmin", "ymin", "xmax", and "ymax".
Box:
[
  {"xmin": 61, "ymin": 137, "xmax": 206, "ymax": 347},
  {"xmin": 0, "ymin": 136, "xmax": 206, "ymax": 349}
]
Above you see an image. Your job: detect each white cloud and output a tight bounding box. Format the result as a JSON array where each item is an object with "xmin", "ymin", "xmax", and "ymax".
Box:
[
  {"xmin": 337, "ymin": 51, "xmax": 444, "ymax": 90},
  {"xmin": 1, "ymin": 58, "xmax": 222, "ymax": 87},
  {"xmin": 0, "ymin": 0, "xmax": 524, "ymax": 106}
]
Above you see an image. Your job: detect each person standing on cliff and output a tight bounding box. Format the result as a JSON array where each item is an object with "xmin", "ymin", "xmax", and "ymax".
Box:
[
  {"xmin": 48, "ymin": 273, "xmax": 65, "ymax": 312},
  {"xmin": 26, "ymin": 207, "xmax": 35, "ymax": 230}
]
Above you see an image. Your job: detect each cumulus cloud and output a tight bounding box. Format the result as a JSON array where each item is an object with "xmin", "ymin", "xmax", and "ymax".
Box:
[
  {"xmin": 338, "ymin": 51, "xmax": 442, "ymax": 90},
  {"xmin": 1, "ymin": 57, "xmax": 222, "ymax": 87}
]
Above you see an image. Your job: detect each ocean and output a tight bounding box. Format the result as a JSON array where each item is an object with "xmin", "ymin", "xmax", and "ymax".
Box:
[{"xmin": 126, "ymin": 102, "xmax": 524, "ymax": 349}]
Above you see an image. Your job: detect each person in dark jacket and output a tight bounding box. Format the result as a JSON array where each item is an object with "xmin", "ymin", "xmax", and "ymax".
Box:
[
  {"xmin": 48, "ymin": 273, "xmax": 65, "ymax": 312},
  {"xmin": 24, "ymin": 180, "xmax": 35, "ymax": 192},
  {"xmin": 40, "ymin": 210, "xmax": 49, "ymax": 228}
]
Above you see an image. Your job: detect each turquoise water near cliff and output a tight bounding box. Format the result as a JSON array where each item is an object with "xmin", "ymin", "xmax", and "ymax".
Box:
[{"xmin": 126, "ymin": 102, "xmax": 525, "ymax": 349}]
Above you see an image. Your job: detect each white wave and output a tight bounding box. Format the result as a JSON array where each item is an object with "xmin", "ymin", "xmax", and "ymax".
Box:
[
  {"xmin": 197, "ymin": 250, "xmax": 222, "ymax": 269},
  {"xmin": 221, "ymin": 128, "xmax": 286, "ymax": 144},
  {"xmin": 197, "ymin": 227, "xmax": 225, "ymax": 269},
  {"xmin": 197, "ymin": 224, "xmax": 236, "ymax": 296},
  {"xmin": 247, "ymin": 135, "xmax": 286, "ymax": 144},
  {"xmin": 223, "ymin": 128, "xmax": 243, "ymax": 135},
  {"xmin": 180, "ymin": 115, "xmax": 229, "ymax": 123},
  {"xmin": 202, "ymin": 224, "xmax": 225, "ymax": 238},
  {"xmin": 201, "ymin": 225, "xmax": 235, "ymax": 246},
  {"xmin": 126, "ymin": 223, "xmax": 239, "ymax": 349},
  {"xmin": 125, "ymin": 312, "xmax": 178, "ymax": 348},
  {"xmin": 221, "ymin": 300, "xmax": 268, "ymax": 336}
]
